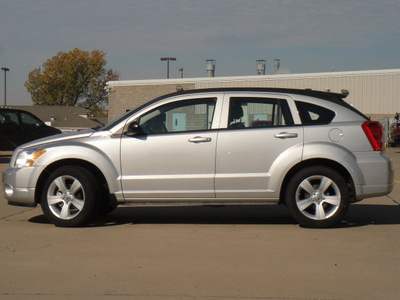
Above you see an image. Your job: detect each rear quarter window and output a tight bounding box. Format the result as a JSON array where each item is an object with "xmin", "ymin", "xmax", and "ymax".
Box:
[{"xmin": 295, "ymin": 101, "xmax": 336, "ymax": 125}]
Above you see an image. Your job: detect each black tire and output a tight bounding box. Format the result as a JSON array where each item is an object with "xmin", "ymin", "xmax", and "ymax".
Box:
[
  {"xmin": 41, "ymin": 166, "xmax": 100, "ymax": 227},
  {"xmin": 285, "ymin": 166, "xmax": 350, "ymax": 228},
  {"xmin": 97, "ymin": 195, "xmax": 118, "ymax": 215}
]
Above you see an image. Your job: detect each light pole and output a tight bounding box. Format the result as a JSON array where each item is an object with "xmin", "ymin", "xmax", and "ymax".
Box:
[
  {"xmin": 1, "ymin": 67, "xmax": 9, "ymax": 106},
  {"xmin": 160, "ymin": 57, "xmax": 176, "ymax": 79}
]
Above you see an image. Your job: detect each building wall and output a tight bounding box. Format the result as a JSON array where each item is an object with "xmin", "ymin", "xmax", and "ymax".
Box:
[
  {"xmin": 107, "ymin": 69, "xmax": 400, "ymax": 121},
  {"xmin": 108, "ymin": 83, "xmax": 195, "ymax": 121},
  {"xmin": 195, "ymin": 70, "xmax": 400, "ymax": 119}
]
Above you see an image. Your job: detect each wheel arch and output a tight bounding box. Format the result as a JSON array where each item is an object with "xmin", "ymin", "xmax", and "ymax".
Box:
[
  {"xmin": 34, "ymin": 159, "xmax": 110, "ymax": 204},
  {"xmin": 279, "ymin": 158, "xmax": 355, "ymax": 204}
]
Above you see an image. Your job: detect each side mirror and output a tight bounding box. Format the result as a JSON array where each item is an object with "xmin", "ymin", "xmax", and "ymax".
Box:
[{"xmin": 124, "ymin": 121, "xmax": 143, "ymax": 137}]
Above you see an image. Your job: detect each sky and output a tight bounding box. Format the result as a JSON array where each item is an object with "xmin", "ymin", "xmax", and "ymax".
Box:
[{"xmin": 1, "ymin": 0, "xmax": 399, "ymax": 105}]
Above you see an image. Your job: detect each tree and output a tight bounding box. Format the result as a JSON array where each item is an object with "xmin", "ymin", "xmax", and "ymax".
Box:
[{"xmin": 25, "ymin": 48, "xmax": 120, "ymax": 116}]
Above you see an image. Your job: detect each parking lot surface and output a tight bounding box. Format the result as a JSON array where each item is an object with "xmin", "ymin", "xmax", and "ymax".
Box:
[{"xmin": 1, "ymin": 149, "xmax": 399, "ymax": 300}]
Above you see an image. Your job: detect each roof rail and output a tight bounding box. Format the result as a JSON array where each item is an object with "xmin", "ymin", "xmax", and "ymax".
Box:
[{"xmin": 170, "ymin": 87, "xmax": 349, "ymax": 101}]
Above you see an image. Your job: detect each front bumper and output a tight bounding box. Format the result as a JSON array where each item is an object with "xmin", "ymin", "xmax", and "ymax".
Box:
[{"xmin": 2, "ymin": 166, "xmax": 38, "ymax": 206}]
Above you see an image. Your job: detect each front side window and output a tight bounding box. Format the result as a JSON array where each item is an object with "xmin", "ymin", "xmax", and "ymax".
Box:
[
  {"xmin": 138, "ymin": 98, "xmax": 216, "ymax": 134},
  {"xmin": 228, "ymin": 97, "xmax": 294, "ymax": 129},
  {"xmin": 295, "ymin": 101, "xmax": 336, "ymax": 125},
  {"xmin": 20, "ymin": 112, "xmax": 42, "ymax": 127}
]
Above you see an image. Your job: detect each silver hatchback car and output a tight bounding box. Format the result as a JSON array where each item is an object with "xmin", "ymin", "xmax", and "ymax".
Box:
[{"xmin": 2, "ymin": 88, "xmax": 394, "ymax": 227}]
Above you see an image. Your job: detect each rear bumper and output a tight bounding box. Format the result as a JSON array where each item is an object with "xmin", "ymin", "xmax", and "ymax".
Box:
[
  {"xmin": 355, "ymin": 183, "xmax": 394, "ymax": 201},
  {"xmin": 354, "ymin": 153, "xmax": 394, "ymax": 200}
]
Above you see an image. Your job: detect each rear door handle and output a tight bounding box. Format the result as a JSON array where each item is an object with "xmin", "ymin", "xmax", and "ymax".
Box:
[
  {"xmin": 188, "ymin": 136, "xmax": 212, "ymax": 143},
  {"xmin": 274, "ymin": 132, "xmax": 298, "ymax": 139}
]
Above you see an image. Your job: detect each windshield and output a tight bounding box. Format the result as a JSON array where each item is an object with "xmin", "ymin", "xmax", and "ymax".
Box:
[
  {"xmin": 100, "ymin": 109, "xmax": 134, "ymax": 131},
  {"xmin": 99, "ymin": 95, "xmax": 168, "ymax": 131}
]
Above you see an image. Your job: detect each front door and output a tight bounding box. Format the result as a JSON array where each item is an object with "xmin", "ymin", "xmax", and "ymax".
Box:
[{"xmin": 120, "ymin": 97, "xmax": 218, "ymax": 200}]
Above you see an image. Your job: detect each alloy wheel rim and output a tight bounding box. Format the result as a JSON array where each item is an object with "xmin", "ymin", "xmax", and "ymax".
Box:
[
  {"xmin": 47, "ymin": 175, "xmax": 85, "ymax": 220},
  {"xmin": 295, "ymin": 175, "xmax": 341, "ymax": 220}
]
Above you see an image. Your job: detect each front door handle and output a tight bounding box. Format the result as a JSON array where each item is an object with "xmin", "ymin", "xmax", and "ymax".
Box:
[
  {"xmin": 188, "ymin": 136, "xmax": 212, "ymax": 143},
  {"xmin": 274, "ymin": 132, "xmax": 298, "ymax": 139}
]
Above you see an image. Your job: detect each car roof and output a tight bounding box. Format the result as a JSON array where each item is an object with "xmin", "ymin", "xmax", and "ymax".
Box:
[
  {"xmin": 0, "ymin": 108, "xmax": 42, "ymax": 118},
  {"xmin": 0, "ymin": 108, "xmax": 33, "ymax": 113}
]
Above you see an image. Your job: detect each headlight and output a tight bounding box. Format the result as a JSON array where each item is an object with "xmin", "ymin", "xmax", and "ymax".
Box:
[{"xmin": 15, "ymin": 149, "xmax": 47, "ymax": 168}]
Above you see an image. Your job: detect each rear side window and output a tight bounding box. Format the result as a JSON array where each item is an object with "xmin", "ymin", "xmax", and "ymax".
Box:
[
  {"xmin": 0, "ymin": 111, "xmax": 19, "ymax": 126},
  {"xmin": 296, "ymin": 101, "xmax": 336, "ymax": 125},
  {"xmin": 228, "ymin": 97, "xmax": 294, "ymax": 129}
]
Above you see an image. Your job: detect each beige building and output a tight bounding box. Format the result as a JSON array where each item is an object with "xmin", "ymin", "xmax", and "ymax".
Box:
[{"xmin": 107, "ymin": 69, "xmax": 400, "ymax": 121}]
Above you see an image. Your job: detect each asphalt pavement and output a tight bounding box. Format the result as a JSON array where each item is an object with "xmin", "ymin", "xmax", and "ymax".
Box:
[{"xmin": 1, "ymin": 149, "xmax": 399, "ymax": 300}]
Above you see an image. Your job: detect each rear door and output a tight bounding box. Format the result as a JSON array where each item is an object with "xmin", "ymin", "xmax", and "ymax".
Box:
[{"xmin": 215, "ymin": 93, "xmax": 303, "ymax": 199}]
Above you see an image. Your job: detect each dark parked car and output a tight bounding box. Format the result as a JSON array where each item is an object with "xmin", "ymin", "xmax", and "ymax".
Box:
[{"xmin": 0, "ymin": 108, "xmax": 61, "ymax": 150}]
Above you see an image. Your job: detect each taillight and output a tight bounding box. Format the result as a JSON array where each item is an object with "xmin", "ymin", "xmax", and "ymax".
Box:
[{"xmin": 362, "ymin": 121, "xmax": 383, "ymax": 151}]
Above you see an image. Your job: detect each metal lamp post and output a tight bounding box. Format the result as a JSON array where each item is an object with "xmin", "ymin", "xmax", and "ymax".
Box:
[
  {"xmin": 160, "ymin": 57, "xmax": 176, "ymax": 79},
  {"xmin": 1, "ymin": 67, "xmax": 9, "ymax": 106}
]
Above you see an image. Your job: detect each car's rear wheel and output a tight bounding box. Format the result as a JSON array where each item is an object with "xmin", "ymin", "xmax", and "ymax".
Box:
[
  {"xmin": 41, "ymin": 166, "xmax": 99, "ymax": 227},
  {"xmin": 285, "ymin": 166, "xmax": 350, "ymax": 228}
]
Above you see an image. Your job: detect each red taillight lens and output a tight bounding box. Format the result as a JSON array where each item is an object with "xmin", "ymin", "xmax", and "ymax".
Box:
[{"xmin": 362, "ymin": 121, "xmax": 383, "ymax": 151}]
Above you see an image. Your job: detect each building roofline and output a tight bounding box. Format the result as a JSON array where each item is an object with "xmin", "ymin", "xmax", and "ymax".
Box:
[{"xmin": 107, "ymin": 68, "xmax": 400, "ymax": 87}]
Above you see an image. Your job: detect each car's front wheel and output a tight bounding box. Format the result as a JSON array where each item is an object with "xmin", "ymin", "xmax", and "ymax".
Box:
[
  {"xmin": 285, "ymin": 166, "xmax": 350, "ymax": 228},
  {"xmin": 41, "ymin": 166, "xmax": 99, "ymax": 227}
]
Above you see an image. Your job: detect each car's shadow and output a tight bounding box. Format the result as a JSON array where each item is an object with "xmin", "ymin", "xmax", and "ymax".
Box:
[
  {"xmin": 29, "ymin": 205, "xmax": 296, "ymax": 227},
  {"xmin": 29, "ymin": 204, "xmax": 400, "ymax": 228}
]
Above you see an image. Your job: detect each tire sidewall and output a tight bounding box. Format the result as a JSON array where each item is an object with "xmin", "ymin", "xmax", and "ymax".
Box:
[
  {"xmin": 41, "ymin": 166, "xmax": 99, "ymax": 227},
  {"xmin": 285, "ymin": 166, "xmax": 350, "ymax": 228}
]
